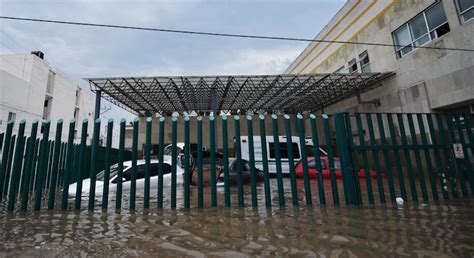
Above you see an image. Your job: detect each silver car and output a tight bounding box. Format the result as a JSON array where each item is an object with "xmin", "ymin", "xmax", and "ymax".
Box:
[{"xmin": 68, "ymin": 156, "xmax": 184, "ymax": 197}]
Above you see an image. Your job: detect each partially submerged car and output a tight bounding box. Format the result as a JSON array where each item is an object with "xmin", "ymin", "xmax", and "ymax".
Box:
[
  {"xmin": 295, "ymin": 156, "xmax": 382, "ymax": 179},
  {"xmin": 68, "ymin": 156, "xmax": 184, "ymax": 197},
  {"xmin": 216, "ymin": 158, "xmax": 264, "ymax": 187}
]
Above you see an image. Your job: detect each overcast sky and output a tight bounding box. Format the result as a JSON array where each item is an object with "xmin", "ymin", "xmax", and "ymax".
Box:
[{"xmin": 0, "ymin": 0, "xmax": 345, "ymax": 118}]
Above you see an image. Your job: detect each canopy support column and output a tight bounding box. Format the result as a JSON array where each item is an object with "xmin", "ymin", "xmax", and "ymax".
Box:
[{"xmin": 94, "ymin": 90, "xmax": 102, "ymax": 120}]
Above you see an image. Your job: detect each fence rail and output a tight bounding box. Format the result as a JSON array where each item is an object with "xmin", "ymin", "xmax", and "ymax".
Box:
[{"xmin": 0, "ymin": 112, "xmax": 473, "ymax": 213}]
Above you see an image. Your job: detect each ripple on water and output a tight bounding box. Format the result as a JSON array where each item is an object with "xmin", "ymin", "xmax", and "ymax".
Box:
[{"xmin": 0, "ymin": 202, "xmax": 473, "ymax": 256}]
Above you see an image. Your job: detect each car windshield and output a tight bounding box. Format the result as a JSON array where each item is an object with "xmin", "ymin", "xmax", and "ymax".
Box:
[
  {"xmin": 307, "ymin": 158, "xmax": 325, "ymax": 169},
  {"xmin": 334, "ymin": 160, "xmax": 341, "ymax": 169},
  {"xmin": 96, "ymin": 164, "xmax": 123, "ymax": 181}
]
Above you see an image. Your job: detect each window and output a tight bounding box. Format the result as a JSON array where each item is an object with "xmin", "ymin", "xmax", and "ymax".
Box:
[
  {"xmin": 359, "ymin": 51, "xmax": 371, "ymax": 73},
  {"xmin": 7, "ymin": 112, "xmax": 16, "ymax": 121},
  {"xmin": 269, "ymin": 143, "xmax": 301, "ymax": 159},
  {"xmin": 457, "ymin": 0, "xmax": 474, "ymax": 23},
  {"xmin": 392, "ymin": 1, "xmax": 450, "ymax": 58},
  {"xmin": 348, "ymin": 59, "xmax": 358, "ymax": 74}
]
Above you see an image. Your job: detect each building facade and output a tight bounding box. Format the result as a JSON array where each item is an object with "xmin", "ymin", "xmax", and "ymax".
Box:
[
  {"xmin": 286, "ymin": 0, "xmax": 473, "ymax": 114},
  {"xmin": 0, "ymin": 52, "xmax": 95, "ymax": 143}
]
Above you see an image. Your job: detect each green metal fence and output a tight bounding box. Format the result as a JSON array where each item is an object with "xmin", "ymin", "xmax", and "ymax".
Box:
[{"xmin": 0, "ymin": 112, "xmax": 472, "ymax": 213}]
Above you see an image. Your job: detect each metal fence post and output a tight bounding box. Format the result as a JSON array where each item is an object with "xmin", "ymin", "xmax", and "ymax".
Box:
[
  {"xmin": 75, "ymin": 119, "xmax": 88, "ymax": 211},
  {"xmin": 4, "ymin": 135, "xmax": 16, "ymax": 197},
  {"xmin": 297, "ymin": 114, "xmax": 312, "ymax": 206},
  {"xmin": 115, "ymin": 119, "xmax": 125, "ymax": 210},
  {"xmin": 34, "ymin": 120, "xmax": 51, "ymax": 211},
  {"xmin": 20, "ymin": 120, "xmax": 39, "ymax": 212},
  {"xmin": 60, "ymin": 119, "xmax": 76, "ymax": 211},
  {"xmin": 0, "ymin": 120, "xmax": 14, "ymax": 202},
  {"xmin": 258, "ymin": 115, "xmax": 272, "ymax": 208},
  {"xmin": 130, "ymin": 117, "xmax": 139, "ymax": 211},
  {"xmin": 234, "ymin": 115, "xmax": 244, "ymax": 207},
  {"xmin": 184, "ymin": 116, "xmax": 190, "ymax": 209},
  {"xmin": 310, "ymin": 114, "xmax": 326, "ymax": 205},
  {"xmin": 102, "ymin": 119, "xmax": 114, "ymax": 211},
  {"xmin": 88, "ymin": 118, "xmax": 101, "ymax": 212},
  {"xmin": 171, "ymin": 116, "xmax": 177, "ymax": 209},
  {"xmin": 397, "ymin": 114, "xmax": 418, "ymax": 203},
  {"xmin": 366, "ymin": 114, "xmax": 386, "ymax": 205},
  {"xmin": 197, "ymin": 116, "xmax": 204, "ymax": 208},
  {"xmin": 221, "ymin": 115, "xmax": 230, "ymax": 207},
  {"xmin": 144, "ymin": 117, "xmax": 152, "ymax": 210},
  {"xmin": 322, "ymin": 114, "xmax": 339, "ymax": 207},
  {"xmin": 7, "ymin": 120, "xmax": 26, "ymax": 212},
  {"xmin": 271, "ymin": 114, "xmax": 285, "ymax": 207},
  {"xmin": 284, "ymin": 115, "xmax": 299, "ymax": 206},
  {"xmin": 157, "ymin": 117, "xmax": 165, "ymax": 209},
  {"xmin": 334, "ymin": 113, "xmax": 358, "ymax": 206},
  {"xmin": 210, "ymin": 115, "xmax": 217, "ymax": 207},
  {"xmin": 47, "ymin": 120, "xmax": 63, "ymax": 211},
  {"xmin": 246, "ymin": 115, "xmax": 258, "ymax": 208}
]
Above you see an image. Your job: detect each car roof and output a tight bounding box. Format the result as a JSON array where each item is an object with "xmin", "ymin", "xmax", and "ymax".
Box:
[{"xmin": 122, "ymin": 155, "xmax": 172, "ymax": 167}]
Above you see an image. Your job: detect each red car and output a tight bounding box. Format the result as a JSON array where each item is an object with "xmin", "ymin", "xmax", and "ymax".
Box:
[{"xmin": 295, "ymin": 156, "xmax": 382, "ymax": 179}]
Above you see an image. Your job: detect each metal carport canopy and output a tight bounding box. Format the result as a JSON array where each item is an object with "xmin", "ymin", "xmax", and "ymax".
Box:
[{"xmin": 86, "ymin": 72, "xmax": 394, "ymax": 115}]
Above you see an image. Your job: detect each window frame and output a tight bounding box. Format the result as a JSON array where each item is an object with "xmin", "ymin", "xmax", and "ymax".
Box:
[
  {"xmin": 359, "ymin": 51, "xmax": 371, "ymax": 73},
  {"xmin": 348, "ymin": 58, "xmax": 358, "ymax": 74},
  {"xmin": 455, "ymin": 0, "xmax": 474, "ymax": 23},
  {"xmin": 392, "ymin": 1, "xmax": 450, "ymax": 58}
]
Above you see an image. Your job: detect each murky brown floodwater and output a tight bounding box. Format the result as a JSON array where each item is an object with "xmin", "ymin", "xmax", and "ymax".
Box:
[{"xmin": 1, "ymin": 178, "xmax": 473, "ymax": 257}]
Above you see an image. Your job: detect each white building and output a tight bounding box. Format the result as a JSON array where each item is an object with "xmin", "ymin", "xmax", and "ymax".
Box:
[{"xmin": 0, "ymin": 51, "xmax": 95, "ymax": 143}]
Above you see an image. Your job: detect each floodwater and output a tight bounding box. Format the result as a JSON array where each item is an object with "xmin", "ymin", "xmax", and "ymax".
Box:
[{"xmin": 1, "ymin": 178, "xmax": 474, "ymax": 257}]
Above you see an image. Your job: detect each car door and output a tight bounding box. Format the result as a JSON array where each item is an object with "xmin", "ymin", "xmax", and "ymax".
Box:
[
  {"xmin": 136, "ymin": 163, "xmax": 162, "ymax": 190},
  {"xmin": 110, "ymin": 165, "xmax": 145, "ymax": 192}
]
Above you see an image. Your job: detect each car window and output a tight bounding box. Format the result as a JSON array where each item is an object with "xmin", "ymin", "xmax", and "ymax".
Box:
[
  {"xmin": 96, "ymin": 164, "xmax": 121, "ymax": 181},
  {"xmin": 269, "ymin": 142, "xmax": 301, "ymax": 159},
  {"xmin": 112, "ymin": 163, "xmax": 171, "ymax": 184},
  {"xmin": 130, "ymin": 164, "xmax": 162, "ymax": 180}
]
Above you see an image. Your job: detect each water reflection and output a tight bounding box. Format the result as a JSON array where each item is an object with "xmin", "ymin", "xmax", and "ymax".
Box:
[{"xmin": 0, "ymin": 203, "xmax": 473, "ymax": 256}]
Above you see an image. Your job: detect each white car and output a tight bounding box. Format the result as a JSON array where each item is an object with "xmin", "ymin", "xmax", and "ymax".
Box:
[{"xmin": 68, "ymin": 156, "xmax": 184, "ymax": 197}]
